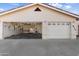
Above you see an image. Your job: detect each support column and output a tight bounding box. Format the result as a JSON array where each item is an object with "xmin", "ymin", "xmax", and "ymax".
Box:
[
  {"xmin": 71, "ymin": 21, "xmax": 77, "ymax": 39},
  {"xmin": 42, "ymin": 21, "xmax": 48, "ymax": 39},
  {"xmin": 0, "ymin": 21, "xmax": 3, "ymax": 39}
]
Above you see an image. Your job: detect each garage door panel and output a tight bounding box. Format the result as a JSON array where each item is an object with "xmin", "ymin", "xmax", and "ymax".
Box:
[{"xmin": 45, "ymin": 22, "xmax": 70, "ymax": 39}]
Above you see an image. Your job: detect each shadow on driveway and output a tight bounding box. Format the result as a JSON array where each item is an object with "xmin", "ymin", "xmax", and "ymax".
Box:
[{"xmin": 5, "ymin": 33, "xmax": 42, "ymax": 39}]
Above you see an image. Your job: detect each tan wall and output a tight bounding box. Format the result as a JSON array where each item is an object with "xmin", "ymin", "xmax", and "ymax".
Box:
[{"xmin": 0, "ymin": 4, "xmax": 76, "ymax": 22}]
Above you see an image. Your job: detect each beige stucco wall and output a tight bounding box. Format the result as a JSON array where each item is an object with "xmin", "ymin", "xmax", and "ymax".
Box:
[
  {"xmin": 0, "ymin": 4, "xmax": 77, "ymax": 39},
  {"xmin": 0, "ymin": 4, "xmax": 76, "ymax": 22}
]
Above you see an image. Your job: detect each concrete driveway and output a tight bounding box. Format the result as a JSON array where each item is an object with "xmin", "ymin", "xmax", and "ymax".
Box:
[{"xmin": 0, "ymin": 39, "xmax": 79, "ymax": 56}]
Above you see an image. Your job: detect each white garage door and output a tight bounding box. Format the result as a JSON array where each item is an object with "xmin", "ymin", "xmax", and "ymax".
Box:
[{"xmin": 45, "ymin": 22, "xmax": 71, "ymax": 39}]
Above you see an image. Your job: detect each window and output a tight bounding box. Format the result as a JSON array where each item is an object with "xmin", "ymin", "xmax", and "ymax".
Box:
[
  {"xmin": 57, "ymin": 23, "xmax": 60, "ymax": 25},
  {"xmin": 48, "ymin": 23, "xmax": 51, "ymax": 25},
  {"xmin": 53, "ymin": 23, "xmax": 56, "ymax": 25},
  {"xmin": 66, "ymin": 23, "xmax": 70, "ymax": 25},
  {"xmin": 34, "ymin": 7, "xmax": 41, "ymax": 11}
]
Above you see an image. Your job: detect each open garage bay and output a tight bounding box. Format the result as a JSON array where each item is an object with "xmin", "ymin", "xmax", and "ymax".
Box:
[{"xmin": 3, "ymin": 22, "xmax": 42, "ymax": 39}]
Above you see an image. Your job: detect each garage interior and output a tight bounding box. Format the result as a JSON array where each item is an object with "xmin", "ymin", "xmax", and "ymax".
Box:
[{"xmin": 3, "ymin": 22, "xmax": 42, "ymax": 39}]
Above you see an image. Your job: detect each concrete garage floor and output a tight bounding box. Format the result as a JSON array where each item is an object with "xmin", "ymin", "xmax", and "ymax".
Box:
[
  {"xmin": 5, "ymin": 33, "xmax": 42, "ymax": 39},
  {"xmin": 0, "ymin": 39, "xmax": 79, "ymax": 56}
]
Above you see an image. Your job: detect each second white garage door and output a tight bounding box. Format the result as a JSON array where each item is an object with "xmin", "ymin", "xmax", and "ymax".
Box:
[{"xmin": 43, "ymin": 22, "xmax": 71, "ymax": 39}]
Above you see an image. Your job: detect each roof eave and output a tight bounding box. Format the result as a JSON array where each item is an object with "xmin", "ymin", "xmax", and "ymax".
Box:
[{"xmin": 40, "ymin": 3, "xmax": 79, "ymax": 18}]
